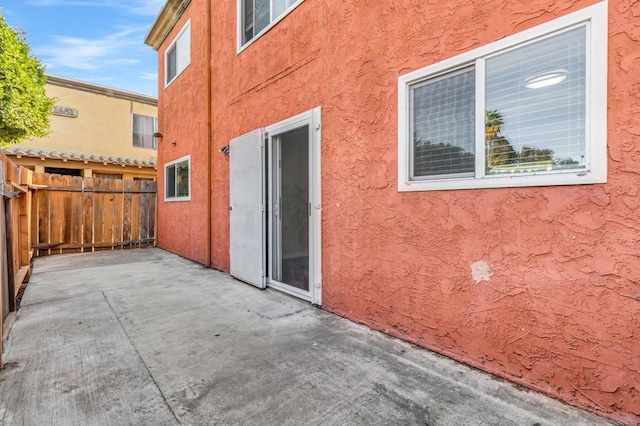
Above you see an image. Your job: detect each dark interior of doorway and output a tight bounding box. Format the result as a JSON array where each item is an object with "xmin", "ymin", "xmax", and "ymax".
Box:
[
  {"xmin": 265, "ymin": 126, "xmax": 310, "ymax": 292},
  {"xmin": 282, "ymin": 257, "xmax": 308, "ymax": 290}
]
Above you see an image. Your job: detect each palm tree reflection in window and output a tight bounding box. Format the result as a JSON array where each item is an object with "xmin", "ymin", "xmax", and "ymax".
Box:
[{"xmin": 485, "ymin": 109, "xmax": 562, "ymax": 174}]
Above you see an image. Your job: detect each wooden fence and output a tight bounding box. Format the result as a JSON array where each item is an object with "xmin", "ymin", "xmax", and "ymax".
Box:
[
  {"xmin": 0, "ymin": 151, "xmax": 157, "ymax": 364},
  {"xmin": 31, "ymin": 173, "xmax": 157, "ymax": 256},
  {"xmin": 0, "ymin": 151, "xmax": 33, "ymax": 364}
]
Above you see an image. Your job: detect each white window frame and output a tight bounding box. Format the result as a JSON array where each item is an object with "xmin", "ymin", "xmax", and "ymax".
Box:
[
  {"xmin": 237, "ymin": 0, "xmax": 304, "ymax": 53},
  {"xmin": 398, "ymin": 1, "xmax": 608, "ymax": 192},
  {"xmin": 132, "ymin": 113, "xmax": 158, "ymax": 149},
  {"xmin": 164, "ymin": 155, "xmax": 191, "ymax": 202},
  {"xmin": 165, "ymin": 20, "xmax": 191, "ymax": 87}
]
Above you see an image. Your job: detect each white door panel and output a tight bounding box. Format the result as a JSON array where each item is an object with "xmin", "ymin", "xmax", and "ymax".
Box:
[{"xmin": 229, "ymin": 129, "xmax": 265, "ymax": 288}]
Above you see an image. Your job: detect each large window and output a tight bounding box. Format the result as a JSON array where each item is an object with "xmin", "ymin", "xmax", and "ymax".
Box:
[
  {"xmin": 398, "ymin": 2, "xmax": 607, "ymax": 191},
  {"xmin": 165, "ymin": 155, "xmax": 190, "ymax": 201},
  {"xmin": 239, "ymin": 0, "xmax": 302, "ymax": 48},
  {"xmin": 165, "ymin": 21, "xmax": 190, "ymax": 86},
  {"xmin": 132, "ymin": 114, "xmax": 157, "ymax": 149}
]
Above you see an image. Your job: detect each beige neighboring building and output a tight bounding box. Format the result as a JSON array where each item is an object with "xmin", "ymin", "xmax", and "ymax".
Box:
[{"xmin": 1, "ymin": 74, "xmax": 158, "ymax": 180}]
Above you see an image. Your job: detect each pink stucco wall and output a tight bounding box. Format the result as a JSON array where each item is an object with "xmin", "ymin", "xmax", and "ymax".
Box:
[
  {"xmin": 156, "ymin": 1, "xmax": 209, "ymax": 265},
  {"xmin": 156, "ymin": 0, "xmax": 640, "ymax": 422}
]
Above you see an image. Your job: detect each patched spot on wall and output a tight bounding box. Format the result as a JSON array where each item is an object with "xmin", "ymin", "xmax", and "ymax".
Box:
[{"xmin": 471, "ymin": 261, "xmax": 494, "ymax": 284}]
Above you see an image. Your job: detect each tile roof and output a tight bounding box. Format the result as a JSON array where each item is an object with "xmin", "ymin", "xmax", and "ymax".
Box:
[{"xmin": 0, "ymin": 146, "xmax": 157, "ymax": 168}]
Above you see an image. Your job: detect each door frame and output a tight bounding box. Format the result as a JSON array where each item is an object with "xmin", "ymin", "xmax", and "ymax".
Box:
[{"xmin": 264, "ymin": 107, "xmax": 322, "ymax": 305}]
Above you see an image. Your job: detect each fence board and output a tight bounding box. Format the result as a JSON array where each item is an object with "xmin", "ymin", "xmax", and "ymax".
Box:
[
  {"xmin": 123, "ymin": 179, "xmax": 133, "ymax": 244},
  {"xmin": 51, "ymin": 174, "xmax": 66, "ymax": 255},
  {"xmin": 131, "ymin": 180, "xmax": 141, "ymax": 246},
  {"xmin": 140, "ymin": 180, "xmax": 150, "ymax": 241},
  {"xmin": 82, "ymin": 177, "xmax": 93, "ymax": 253},
  {"xmin": 68, "ymin": 176, "xmax": 83, "ymax": 254},
  {"xmin": 37, "ymin": 174, "xmax": 52, "ymax": 255},
  {"xmin": 92, "ymin": 178, "xmax": 105, "ymax": 250}
]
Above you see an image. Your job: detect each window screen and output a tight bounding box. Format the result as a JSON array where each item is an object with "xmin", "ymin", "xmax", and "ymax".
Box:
[
  {"xmin": 165, "ymin": 22, "xmax": 190, "ymax": 85},
  {"xmin": 485, "ymin": 27, "xmax": 586, "ymax": 175},
  {"xmin": 166, "ymin": 45, "xmax": 177, "ymax": 83},
  {"xmin": 165, "ymin": 158, "xmax": 190, "ymax": 200},
  {"xmin": 133, "ymin": 114, "xmax": 157, "ymax": 149},
  {"xmin": 241, "ymin": 0, "xmax": 299, "ymax": 46},
  {"xmin": 176, "ymin": 160, "xmax": 189, "ymax": 197},
  {"xmin": 411, "ymin": 67, "xmax": 476, "ymax": 178},
  {"xmin": 166, "ymin": 165, "xmax": 176, "ymax": 198}
]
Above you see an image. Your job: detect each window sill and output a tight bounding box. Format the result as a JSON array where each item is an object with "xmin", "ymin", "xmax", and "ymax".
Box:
[
  {"xmin": 164, "ymin": 196, "xmax": 191, "ymax": 202},
  {"xmin": 398, "ymin": 169, "xmax": 607, "ymax": 192}
]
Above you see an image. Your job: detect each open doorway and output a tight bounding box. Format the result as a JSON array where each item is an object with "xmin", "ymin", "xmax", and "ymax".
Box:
[
  {"xmin": 267, "ymin": 125, "xmax": 310, "ymax": 295},
  {"xmin": 229, "ymin": 107, "xmax": 322, "ymax": 304}
]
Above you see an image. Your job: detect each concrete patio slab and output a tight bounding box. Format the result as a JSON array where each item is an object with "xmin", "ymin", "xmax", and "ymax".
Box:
[{"xmin": 0, "ymin": 248, "xmax": 615, "ymax": 425}]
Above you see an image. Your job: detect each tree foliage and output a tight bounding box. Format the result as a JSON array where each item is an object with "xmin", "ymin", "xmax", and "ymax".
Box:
[
  {"xmin": 485, "ymin": 109, "xmax": 554, "ymax": 167},
  {"xmin": 414, "ymin": 137, "xmax": 475, "ymax": 176},
  {"xmin": 0, "ymin": 14, "xmax": 54, "ymax": 145}
]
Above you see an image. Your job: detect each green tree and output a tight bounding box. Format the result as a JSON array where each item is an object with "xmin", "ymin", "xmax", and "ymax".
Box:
[
  {"xmin": 485, "ymin": 109, "xmax": 516, "ymax": 167},
  {"xmin": 414, "ymin": 136, "xmax": 475, "ymax": 176},
  {"xmin": 519, "ymin": 146, "xmax": 553, "ymax": 163},
  {"xmin": 0, "ymin": 14, "xmax": 54, "ymax": 145}
]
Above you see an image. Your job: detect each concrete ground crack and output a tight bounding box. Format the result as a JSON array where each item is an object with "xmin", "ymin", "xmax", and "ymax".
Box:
[{"xmin": 101, "ymin": 291, "xmax": 181, "ymax": 425}]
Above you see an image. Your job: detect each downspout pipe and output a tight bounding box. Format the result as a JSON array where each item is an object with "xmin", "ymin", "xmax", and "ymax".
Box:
[{"xmin": 205, "ymin": 0, "xmax": 212, "ymax": 267}]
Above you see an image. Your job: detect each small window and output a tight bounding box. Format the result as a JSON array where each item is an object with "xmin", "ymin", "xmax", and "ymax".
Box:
[
  {"xmin": 239, "ymin": 0, "xmax": 302, "ymax": 48},
  {"xmin": 133, "ymin": 114, "xmax": 158, "ymax": 149},
  {"xmin": 165, "ymin": 155, "xmax": 190, "ymax": 201},
  {"xmin": 398, "ymin": 2, "xmax": 607, "ymax": 191},
  {"xmin": 94, "ymin": 173, "xmax": 123, "ymax": 180},
  {"xmin": 45, "ymin": 167, "xmax": 82, "ymax": 177},
  {"xmin": 165, "ymin": 21, "xmax": 191, "ymax": 86}
]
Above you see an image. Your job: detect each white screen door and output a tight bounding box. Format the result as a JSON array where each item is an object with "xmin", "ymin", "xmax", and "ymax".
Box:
[{"xmin": 229, "ymin": 129, "xmax": 265, "ymax": 288}]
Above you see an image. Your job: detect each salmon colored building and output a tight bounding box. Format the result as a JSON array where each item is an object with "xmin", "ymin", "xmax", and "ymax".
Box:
[{"xmin": 146, "ymin": 0, "xmax": 639, "ymax": 422}]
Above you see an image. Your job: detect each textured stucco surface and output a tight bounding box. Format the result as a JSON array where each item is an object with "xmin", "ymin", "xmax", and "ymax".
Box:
[
  {"xmin": 155, "ymin": 0, "xmax": 640, "ymax": 422},
  {"xmin": 156, "ymin": 1, "xmax": 209, "ymax": 265}
]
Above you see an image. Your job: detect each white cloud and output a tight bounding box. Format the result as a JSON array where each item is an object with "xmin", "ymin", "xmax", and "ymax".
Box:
[
  {"xmin": 36, "ymin": 28, "xmax": 144, "ymax": 71},
  {"xmin": 19, "ymin": 1, "xmax": 161, "ymax": 96},
  {"xmin": 108, "ymin": 58, "xmax": 141, "ymax": 65},
  {"xmin": 139, "ymin": 72, "xmax": 158, "ymax": 81}
]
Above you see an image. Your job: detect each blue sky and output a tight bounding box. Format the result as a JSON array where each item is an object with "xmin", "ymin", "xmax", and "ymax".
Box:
[{"xmin": 2, "ymin": 0, "xmax": 165, "ymax": 97}]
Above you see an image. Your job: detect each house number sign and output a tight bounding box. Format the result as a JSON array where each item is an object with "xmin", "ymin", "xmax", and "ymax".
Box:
[{"xmin": 51, "ymin": 105, "xmax": 78, "ymax": 118}]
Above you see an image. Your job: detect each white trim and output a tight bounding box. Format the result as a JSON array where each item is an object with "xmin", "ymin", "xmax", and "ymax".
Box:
[
  {"xmin": 237, "ymin": 0, "xmax": 305, "ymax": 54},
  {"xmin": 310, "ymin": 106, "xmax": 322, "ymax": 306},
  {"xmin": 474, "ymin": 59, "xmax": 486, "ymax": 179},
  {"xmin": 164, "ymin": 20, "xmax": 191, "ymax": 88},
  {"xmin": 398, "ymin": 1, "xmax": 608, "ymax": 192},
  {"xmin": 264, "ymin": 108, "xmax": 312, "ymax": 135},
  {"xmin": 267, "ymin": 280, "xmax": 312, "ymax": 302},
  {"xmin": 263, "ymin": 107, "xmax": 322, "ymax": 305},
  {"xmin": 164, "ymin": 154, "xmax": 191, "ymax": 202}
]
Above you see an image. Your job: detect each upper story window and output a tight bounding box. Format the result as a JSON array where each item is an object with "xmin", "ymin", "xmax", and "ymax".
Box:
[
  {"xmin": 398, "ymin": 2, "xmax": 607, "ymax": 192},
  {"xmin": 239, "ymin": 0, "xmax": 303, "ymax": 49},
  {"xmin": 132, "ymin": 113, "xmax": 157, "ymax": 149},
  {"xmin": 165, "ymin": 155, "xmax": 190, "ymax": 201},
  {"xmin": 165, "ymin": 21, "xmax": 191, "ymax": 86}
]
